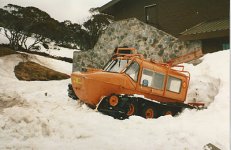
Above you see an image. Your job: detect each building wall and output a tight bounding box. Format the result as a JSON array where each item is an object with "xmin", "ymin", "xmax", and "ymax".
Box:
[
  {"xmin": 73, "ymin": 18, "xmax": 201, "ymax": 71},
  {"xmin": 103, "ymin": 0, "xmax": 229, "ymax": 36},
  {"xmin": 202, "ymin": 37, "xmax": 230, "ymax": 53}
]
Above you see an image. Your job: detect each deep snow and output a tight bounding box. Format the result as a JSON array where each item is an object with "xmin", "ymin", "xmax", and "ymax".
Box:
[{"xmin": 0, "ymin": 49, "xmax": 230, "ymax": 150}]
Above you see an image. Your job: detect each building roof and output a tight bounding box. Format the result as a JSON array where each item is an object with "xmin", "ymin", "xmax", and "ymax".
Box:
[
  {"xmin": 179, "ymin": 18, "xmax": 229, "ymax": 40},
  {"xmin": 99, "ymin": 0, "xmax": 122, "ymax": 12}
]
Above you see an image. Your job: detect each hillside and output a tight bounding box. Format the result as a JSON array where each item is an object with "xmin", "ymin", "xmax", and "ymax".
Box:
[{"xmin": 0, "ymin": 49, "xmax": 229, "ymax": 150}]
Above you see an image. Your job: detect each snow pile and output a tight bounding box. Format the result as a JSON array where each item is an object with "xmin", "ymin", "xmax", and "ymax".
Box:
[
  {"xmin": 0, "ymin": 50, "xmax": 229, "ymax": 150},
  {"xmin": 185, "ymin": 52, "xmax": 227, "ymax": 106}
]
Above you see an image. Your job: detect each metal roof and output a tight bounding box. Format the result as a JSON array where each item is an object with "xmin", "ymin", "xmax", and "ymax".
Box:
[{"xmin": 180, "ymin": 18, "xmax": 229, "ymax": 36}]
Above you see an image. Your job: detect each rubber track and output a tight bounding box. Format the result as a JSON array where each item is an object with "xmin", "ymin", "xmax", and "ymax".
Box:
[{"xmin": 97, "ymin": 94, "xmax": 194, "ymax": 119}]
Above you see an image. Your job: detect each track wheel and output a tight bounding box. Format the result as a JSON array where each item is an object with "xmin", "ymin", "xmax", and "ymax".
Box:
[
  {"xmin": 142, "ymin": 106, "xmax": 156, "ymax": 119},
  {"xmin": 109, "ymin": 95, "xmax": 119, "ymax": 107},
  {"xmin": 163, "ymin": 110, "xmax": 173, "ymax": 116},
  {"xmin": 127, "ymin": 102, "xmax": 136, "ymax": 116}
]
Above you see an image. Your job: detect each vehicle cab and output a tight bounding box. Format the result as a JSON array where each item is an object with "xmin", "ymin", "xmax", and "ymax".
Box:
[{"xmin": 102, "ymin": 53, "xmax": 190, "ymax": 103}]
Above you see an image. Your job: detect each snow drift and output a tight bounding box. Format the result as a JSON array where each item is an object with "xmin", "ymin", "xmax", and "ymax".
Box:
[{"xmin": 0, "ymin": 50, "xmax": 229, "ymax": 150}]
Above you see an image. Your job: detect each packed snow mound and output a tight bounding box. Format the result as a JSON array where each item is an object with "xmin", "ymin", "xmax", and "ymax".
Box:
[
  {"xmin": 185, "ymin": 50, "xmax": 229, "ymax": 107},
  {"xmin": 186, "ymin": 75, "xmax": 220, "ymax": 106},
  {"xmin": 0, "ymin": 50, "xmax": 229, "ymax": 150}
]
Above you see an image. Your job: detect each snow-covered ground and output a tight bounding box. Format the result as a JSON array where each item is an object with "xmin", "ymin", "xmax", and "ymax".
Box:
[
  {"xmin": 0, "ymin": 28, "xmax": 79, "ymax": 58},
  {"xmin": 28, "ymin": 40, "xmax": 79, "ymax": 59},
  {"xmin": 0, "ymin": 47, "xmax": 230, "ymax": 149},
  {"xmin": 0, "ymin": 28, "xmax": 9, "ymax": 44}
]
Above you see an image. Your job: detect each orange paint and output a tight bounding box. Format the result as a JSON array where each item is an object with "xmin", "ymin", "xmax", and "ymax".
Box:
[{"xmin": 71, "ymin": 48, "xmax": 191, "ymax": 108}]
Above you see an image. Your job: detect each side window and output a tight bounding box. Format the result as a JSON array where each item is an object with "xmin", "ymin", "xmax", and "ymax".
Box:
[
  {"xmin": 152, "ymin": 72, "xmax": 165, "ymax": 90},
  {"xmin": 141, "ymin": 69, "xmax": 153, "ymax": 87},
  {"xmin": 125, "ymin": 61, "xmax": 140, "ymax": 82},
  {"xmin": 140, "ymin": 69, "xmax": 165, "ymax": 90},
  {"xmin": 167, "ymin": 76, "xmax": 182, "ymax": 93}
]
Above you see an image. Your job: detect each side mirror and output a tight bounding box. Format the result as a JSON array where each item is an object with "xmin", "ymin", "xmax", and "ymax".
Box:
[{"xmin": 142, "ymin": 79, "xmax": 149, "ymax": 87}]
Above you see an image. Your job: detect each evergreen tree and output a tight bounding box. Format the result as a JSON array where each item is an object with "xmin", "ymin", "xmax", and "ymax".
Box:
[
  {"xmin": 82, "ymin": 8, "xmax": 113, "ymax": 50},
  {"xmin": 0, "ymin": 4, "xmax": 113, "ymax": 51}
]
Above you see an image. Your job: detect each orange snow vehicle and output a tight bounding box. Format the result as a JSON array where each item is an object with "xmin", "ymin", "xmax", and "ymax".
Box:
[{"xmin": 69, "ymin": 47, "xmax": 204, "ymax": 119}]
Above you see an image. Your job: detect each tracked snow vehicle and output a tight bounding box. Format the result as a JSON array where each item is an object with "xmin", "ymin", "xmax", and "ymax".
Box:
[{"xmin": 69, "ymin": 48, "xmax": 203, "ymax": 119}]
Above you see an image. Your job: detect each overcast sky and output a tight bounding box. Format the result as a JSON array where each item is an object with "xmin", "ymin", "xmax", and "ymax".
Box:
[{"xmin": 0, "ymin": 0, "xmax": 111, "ymax": 23}]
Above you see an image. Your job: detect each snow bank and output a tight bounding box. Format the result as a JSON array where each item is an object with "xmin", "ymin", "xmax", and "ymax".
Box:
[
  {"xmin": 0, "ymin": 50, "xmax": 229, "ymax": 150},
  {"xmin": 185, "ymin": 51, "xmax": 228, "ymax": 106}
]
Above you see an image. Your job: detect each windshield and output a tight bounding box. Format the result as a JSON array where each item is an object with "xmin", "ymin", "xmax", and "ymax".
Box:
[
  {"xmin": 104, "ymin": 59, "xmax": 131, "ymax": 73},
  {"xmin": 125, "ymin": 61, "xmax": 140, "ymax": 82}
]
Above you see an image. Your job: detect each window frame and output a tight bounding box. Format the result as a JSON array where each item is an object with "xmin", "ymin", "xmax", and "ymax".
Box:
[
  {"xmin": 140, "ymin": 68, "xmax": 154, "ymax": 87},
  {"xmin": 140, "ymin": 68, "xmax": 165, "ymax": 90},
  {"xmin": 152, "ymin": 72, "xmax": 165, "ymax": 90},
  {"xmin": 124, "ymin": 61, "xmax": 140, "ymax": 82},
  {"xmin": 166, "ymin": 75, "xmax": 182, "ymax": 94},
  {"xmin": 104, "ymin": 59, "xmax": 131, "ymax": 73}
]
